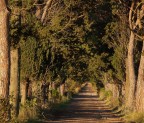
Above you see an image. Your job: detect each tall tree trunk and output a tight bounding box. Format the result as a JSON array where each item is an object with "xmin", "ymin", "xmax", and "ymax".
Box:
[
  {"xmin": 10, "ymin": 49, "xmax": 20, "ymax": 117},
  {"xmin": 41, "ymin": 81, "xmax": 48, "ymax": 104},
  {"xmin": 52, "ymin": 82, "xmax": 56, "ymax": 102},
  {"xmin": 0, "ymin": 0, "xmax": 10, "ymax": 99},
  {"xmin": 125, "ymin": 58, "xmax": 129, "ymax": 105},
  {"xmin": 135, "ymin": 42, "xmax": 144, "ymax": 111},
  {"xmin": 126, "ymin": 31, "xmax": 136, "ymax": 110},
  {"xmin": 60, "ymin": 78, "xmax": 66, "ymax": 97},
  {"xmin": 21, "ymin": 81, "xmax": 27, "ymax": 105},
  {"xmin": 21, "ymin": 78, "xmax": 31, "ymax": 105},
  {"xmin": 60, "ymin": 83, "xmax": 65, "ymax": 97},
  {"xmin": 48, "ymin": 82, "xmax": 52, "ymax": 101},
  {"xmin": 126, "ymin": 1, "xmax": 136, "ymax": 110}
]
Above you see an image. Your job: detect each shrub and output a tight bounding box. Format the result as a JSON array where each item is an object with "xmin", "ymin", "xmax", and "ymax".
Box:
[
  {"xmin": 18, "ymin": 99, "xmax": 38, "ymax": 122},
  {"xmin": 124, "ymin": 112, "xmax": 144, "ymax": 123},
  {"xmin": 99, "ymin": 88, "xmax": 112, "ymax": 100},
  {"xmin": 0, "ymin": 99, "xmax": 11, "ymax": 122}
]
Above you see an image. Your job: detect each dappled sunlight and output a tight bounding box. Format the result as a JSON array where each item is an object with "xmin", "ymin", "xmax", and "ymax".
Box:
[{"xmin": 43, "ymin": 83, "xmax": 123, "ymax": 123}]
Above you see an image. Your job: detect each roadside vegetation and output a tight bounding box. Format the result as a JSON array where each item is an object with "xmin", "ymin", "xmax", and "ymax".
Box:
[{"xmin": 0, "ymin": 0, "xmax": 144, "ymax": 122}]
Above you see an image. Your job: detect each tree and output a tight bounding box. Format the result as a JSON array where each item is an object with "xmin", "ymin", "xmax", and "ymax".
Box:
[
  {"xmin": 10, "ymin": 49, "xmax": 20, "ymax": 117},
  {"xmin": 0, "ymin": 0, "xmax": 10, "ymax": 121},
  {"xmin": 136, "ymin": 42, "xmax": 144, "ymax": 111},
  {"xmin": 126, "ymin": 1, "xmax": 136, "ymax": 110},
  {"xmin": 41, "ymin": 0, "xmax": 53, "ymax": 23},
  {"xmin": 0, "ymin": 0, "xmax": 10, "ymax": 99},
  {"xmin": 134, "ymin": 1, "xmax": 144, "ymax": 112}
]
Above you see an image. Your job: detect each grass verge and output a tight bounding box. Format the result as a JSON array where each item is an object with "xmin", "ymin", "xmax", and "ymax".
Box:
[{"xmin": 124, "ymin": 112, "xmax": 144, "ymax": 123}]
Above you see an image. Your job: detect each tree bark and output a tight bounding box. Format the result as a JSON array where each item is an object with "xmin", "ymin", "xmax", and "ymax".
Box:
[
  {"xmin": 136, "ymin": 42, "xmax": 144, "ymax": 111},
  {"xmin": 60, "ymin": 83, "xmax": 65, "ymax": 97},
  {"xmin": 0, "ymin": 0, "xmax": 10, "ymax": 99},
  {"xmin": 126, "ymin": 31, "xmax": 136, "ymax": 110},
  {"xmin": 126, "ymin": 1, "xmax": 136, "ymax": 110},
  {"xmin": 10, "ymin": 49, "xmax": 20, "ymax": 117},
  {"xmin": 48, "ymin": 82, "xmax": 52, "ymax": 101},
  {"xmin": 59, "ymin": 77, "xmax": 66, "ymax": 97},
  {"xmin": 41, "ymin": 81, "xmax": 48, "ymax": 104},
  {"xmin": 21, "ymin": 81, "xmax": 27, "ymax": 105},
  {"xmin": 125, "ymin": 58, "xmax": 129, "ymax": 105}
]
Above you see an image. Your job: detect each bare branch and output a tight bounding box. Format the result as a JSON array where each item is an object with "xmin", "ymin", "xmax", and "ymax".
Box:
[
  {"xmin": 41, "ymin": 0, "xmax": 53, "ymax": 23},
  {"xmin": 129, "ymin": 1, "xmax": 135, "ymax": 30}
]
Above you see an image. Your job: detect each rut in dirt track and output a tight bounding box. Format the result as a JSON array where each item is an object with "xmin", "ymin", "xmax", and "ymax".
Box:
[{"xmin": 44, "ymin": 83, "xmax": 123, "ymax": 123}]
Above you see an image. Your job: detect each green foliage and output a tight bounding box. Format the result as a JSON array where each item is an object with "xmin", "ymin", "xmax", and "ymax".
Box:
[
  {"xmin": 125, "ymin": 112, "xmax": 144, "ymax": 123},
  {"xmin": 20, "ymin": 36, "xmax": 38, "ymax": 80},
  {"xmin": 8, "ymin": 0, "xmax": 126, "ymax": 121},
  {"xmin": 66, "ymin": 79, "xmax": 80, "ymax": 95},
  {"xmin": 102, "ymin": 1, "xmax": 129, "ymax": 82},
  {"xmin": 88, "ymin": 54, "xmax": 108, "ymax": 82},
  {"xmin": 99, "ymin": 88, "xmax": 120, "ymax": 108},
  {"xmin": 18, "ymin": 99, "xmax": 38, "ymax": 121},
  {"xmin": 50, "ymin": 97, "xmax": 70, "ymax": 115},
  {"xmin": 51, "ymin": 89, "xmax": 59, "ymax": 98},
  {"xmin": 0, "ymin": 99, "xmax": 11, "ymax": 122},
  {"xmin": 110, "ymin": 47, "xmax": 126, "ymax": 81},
  {"xmin": 9, "ymin": 0, "xmax": 112, "ymax": 84},
  {"xmin": 99, "ymin": 88, "xmax": 113, "ymax": 100}
]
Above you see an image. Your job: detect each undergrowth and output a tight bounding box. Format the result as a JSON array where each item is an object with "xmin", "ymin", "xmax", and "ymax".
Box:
[
  {"xmin": 99, "ymin": 88, "xmax": 120, "ymax": 110},
  {"xmin": 50, "ymin": 96, "xmax": 70, "ymax": 115},
  {"xmin": 124, "ymin": 112, "xmax": 144, "ymax": 123}
]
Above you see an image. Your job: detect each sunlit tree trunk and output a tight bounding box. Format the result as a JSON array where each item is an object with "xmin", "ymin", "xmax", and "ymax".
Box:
[
  {"xmin": 126, "ymin": 1, "xmax": 136, "ymax": 110},
  {"xmin": 52, "ymin": 82, "xmax": 56, "ymax": 102},
  {"xmin": 21, "ymin": 78, "xmax": 32, "ymax": 105},
  {"xmin": 126, "ymin": 31, "xmax": 136, "ymax": 110},
  {"xmin": 60, "ymin": 78, "xmax": 66, "ymax": 97},
  {"xmin": 60, "ymin": 83, "xmax": 65, "ymax": 97},
  {"xmin": 21, "ymin": 81, "xmax": 27, "ymax": 105},
  {"xmin": 48, "ymin": 82, "xmax": 52, "ymax": 101},
  {"xmin": 125, "ymin": 58, "xmax": 129, "ymax": 105},
  {"xmin": 10, "ymin": 49, "xmax": 20, "ymax": 117},
  {"xmin": 0, "ymin": 0, "xmax": 10, "ymax": 99},
  {"xmin": 136, "ymin": 42, "xmax": 144, "ymax": 111}
]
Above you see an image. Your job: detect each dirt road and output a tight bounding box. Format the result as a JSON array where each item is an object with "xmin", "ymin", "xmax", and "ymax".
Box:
[{"xmin": 44, "ymin": 83, "xmax": 123, "ymax": 123}]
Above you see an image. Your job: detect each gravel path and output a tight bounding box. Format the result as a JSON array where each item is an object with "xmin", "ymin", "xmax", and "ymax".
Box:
[{"xmin": 43, "ymin": 83, "xmax": 123, "ymax": 123}]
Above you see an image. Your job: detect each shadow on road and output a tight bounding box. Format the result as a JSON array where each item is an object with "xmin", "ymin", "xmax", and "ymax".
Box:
[{"xmin": 43, "ymin": 83, "xmax": 123, "ymax": 123}]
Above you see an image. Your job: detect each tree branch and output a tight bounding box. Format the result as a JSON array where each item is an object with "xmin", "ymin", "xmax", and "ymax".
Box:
[{"xmin": 41, "ymin": 0, "xmax": 53, "ymax": 24}]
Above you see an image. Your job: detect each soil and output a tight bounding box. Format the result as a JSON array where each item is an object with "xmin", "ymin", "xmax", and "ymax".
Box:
[{"xmin": 42, "ymin": 83, "xmax": 123, "ymax": 123}]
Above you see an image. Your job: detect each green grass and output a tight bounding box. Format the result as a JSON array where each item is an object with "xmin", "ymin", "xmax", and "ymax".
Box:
[
  {"xmin": 26, "ymin": 119, "xmax": 42, "ymax": 123},
  {"xmin": 51, "ymin": 98, "xmax": 70, "ymax": 115},
  {"xmin": 124, "ymin": 112, "xmax": 144, "ymax": 123}
]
